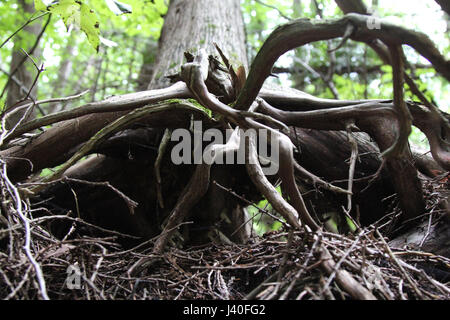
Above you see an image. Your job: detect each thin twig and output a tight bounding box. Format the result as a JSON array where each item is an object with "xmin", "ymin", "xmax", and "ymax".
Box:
[{"xmin": 0, "ymin": 160, "xmax": 49, "ymax": 300}]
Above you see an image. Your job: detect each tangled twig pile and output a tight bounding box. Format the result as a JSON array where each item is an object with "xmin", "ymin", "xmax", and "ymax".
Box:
[{"xmin": 1, "ymin": 175, "xmax": 448, "ymax": 300}]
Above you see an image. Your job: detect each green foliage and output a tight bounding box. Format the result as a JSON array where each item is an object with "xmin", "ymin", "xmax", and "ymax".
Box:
[
  {"xmin": 35, "ymin": 0, "xmax": 101, "ymax": 51},
  {"xmin": 93, "ymin": 0, "xmax": 166, "ymax": 38},
  {"xmin": 0, "ymin": 0, "xmax": 167, "ymax": 114},
  {"xmin": 104, "ymin": 0, "xmax": 132, "ymax": 15},
  {"xmin": 345, "ymin": 216, "xmax": 357, "ymax": 233},
  {"xmin": 32, "ymin": 0, "xmax": 165, "ymax": 52},
  {"xmin": 246, "ymin": 185, "xmax": 284, "ymax": 236},
  {"xmin": 0, "ymin": 0, "xmax": 447, "ymax": 151}
]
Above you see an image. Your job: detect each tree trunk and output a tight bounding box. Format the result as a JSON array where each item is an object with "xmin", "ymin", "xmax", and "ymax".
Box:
[
  {"xmin": 36, "ymin": 0, "xmax": 253, "ymax": 245},
  {"xmin": 435, "ymin": 0, "xmax": 450, "ymax": 16},
  {"xmin": 147, "ymin": 0, "xmax": 250, "ymax": 244},
  {"xmin": 47, "ymin": 32, "xmax": 75, "ymax": 114},
  {"xmin": 148, "ymin": 0, "xmax": 248, "ymax": 89},
  {"xmin": 136, "ymin": 40, "xmax": 158, "ymax": 91},
  {"xmin": 4, "ymin": 0, "xmax": 43, "ymax": 129}
]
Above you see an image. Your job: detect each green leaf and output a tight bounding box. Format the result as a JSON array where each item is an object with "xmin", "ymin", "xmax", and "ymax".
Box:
[
  {"xmin": 104, "ymin": 0, "xmax": 132, "ymax": 15},
  {"xmin": 34, "ymin": 0, "xmax": 100, "ymax": 52},
  {"xmin": 34, "ymin": 0, "xmax": 57, "ymax": 11},
  {"xmin": 48, "ymin": 1, "xmax": 80, "ymax": 28},
  {"xmin": 34, "ymin": 0, "xmax": 46, "ymax": 11},
  {"xmin": 345, "ymin": 216, "xmax": 357, "ymax": 232},
  {"xmin": 80, "ymin": 2, "xmax": 100, "ymax": 52},
  {"xmin": 271, "ymin": 221, "xmax": 282, "ymax": 231}
]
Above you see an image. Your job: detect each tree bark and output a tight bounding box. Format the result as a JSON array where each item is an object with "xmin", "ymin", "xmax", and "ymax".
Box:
[
  {"xmin": 148, "ymin": 0, "xmax": 248, "ymax": 89},
  {"xmin": 4, "ymin": 0, "xmax": 42, "ymax": 129},
  {"xmin": 136, "ymin": 40, "xmax": 158, "ymax": 91},
  {"xmin": 47, "ymin": 32, "xmax": 75, "ymax": 114},
  {"xmin": 435, "ymin": 0, "xmax": 450, "ymax": 16}
]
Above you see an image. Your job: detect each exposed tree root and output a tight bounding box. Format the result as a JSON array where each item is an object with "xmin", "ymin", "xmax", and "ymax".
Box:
[{"xmin": 0, "ymin": 11, "xmax": 449, "ymax": 299}]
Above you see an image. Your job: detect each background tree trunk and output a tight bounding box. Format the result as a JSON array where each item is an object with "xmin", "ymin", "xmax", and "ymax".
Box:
[
  {"xmin": 47, "ymin": 32, "xmax": 75, "ymax": 114},
  {"xmin": 147, "ymin": 0, "xmax": 248, "ymax": 89},
  {"xmin": 5, "ymin": 0, "xmax": 42, "ymax": 129},
  {"xmin": 37, "ymin": 0, "xmax": 254, "ymax": 245},
  {"xmin": 136, "ymin": 40, "xmax": 158, "ymax": 91},
  {"xmin": 145, "ymin": 0, "xmax": 251, "ymax": 244}
]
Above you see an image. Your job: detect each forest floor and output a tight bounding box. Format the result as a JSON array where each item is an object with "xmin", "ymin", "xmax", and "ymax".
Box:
[{"xmin": 0, "ymin": 177, "xmax": 449, "ymax": 300}]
